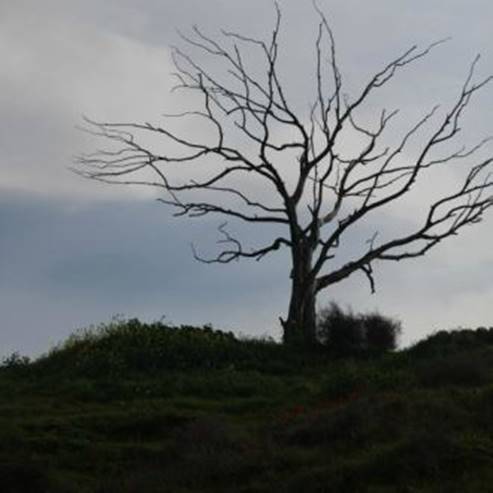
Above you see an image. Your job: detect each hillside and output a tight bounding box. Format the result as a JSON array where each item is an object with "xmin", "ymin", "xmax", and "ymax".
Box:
[{"xmin": 1, "ymin": 320, "xmax": 493, "ymax": 492}]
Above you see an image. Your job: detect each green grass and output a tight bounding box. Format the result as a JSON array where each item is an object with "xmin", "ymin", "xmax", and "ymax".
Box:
[{"xmin": 1, "ymin": 320, "xmax": 493, "ymax": 492}]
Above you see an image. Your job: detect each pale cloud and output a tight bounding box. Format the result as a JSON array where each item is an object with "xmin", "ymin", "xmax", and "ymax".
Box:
[
  {"xmin": 0, "ymin": 1, "xmax": 176, "ymax": 201},
  {"xmin": 1, "ymin": 0, "xmax": 492, "ymax": 357}
]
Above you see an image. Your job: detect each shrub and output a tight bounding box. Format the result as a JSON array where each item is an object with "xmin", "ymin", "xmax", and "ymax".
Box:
[
  {"xmin": 363, "ymin": 312, "xmax": 402, "ymax": 352},
  {"xmin": 33, "ymin": 318, "xmax": 308, "ymax": 377},
  {"xmin": 1, "ymin": 352, "xmax": 30, "ymax": 369},
  {"xmin": 0, "ymin": 352, "xmax": 32, "ymax": 378},
  {"xmin": 0, "ymin": 462, "xmax": 53, "ymax": 493},
  {"xmin": 414, "ymin": 351, "xmax": 492, "ymax": 388},
  {"xmin": 317, "ymin": 303, "xmax": 364, "ymax": 356},
  {"xmin": 317, "ymin": 303, "xmax": 401, "ymax": 356},
  {"xmin": 408, "ymin": 327, "xmax": 493, "ymax": 358},
  {"xmin": 282, "ymin": 395, "xmax": 382, "ymax": 447},
  {"xmin": 321, "ymin": 361, "xmax": 366, "ymax": 399},
  {"xmin": 350, "ymin": 431, "xmax": 478, "ymax": 487}
]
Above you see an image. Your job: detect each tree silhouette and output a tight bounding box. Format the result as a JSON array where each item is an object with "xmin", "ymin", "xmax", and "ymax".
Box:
[{"xmin": 77, "ymin": 4, "xmax": 493, "ymax": 346}]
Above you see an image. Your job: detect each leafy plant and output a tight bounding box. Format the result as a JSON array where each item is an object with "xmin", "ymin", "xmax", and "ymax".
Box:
[
  {"xmin": 317, "ymin": 303, "xmax": 401, "ymax": 356},
  {"xmin": 1, "ymin": 352, "xmax": 31, "ymax": 369}
]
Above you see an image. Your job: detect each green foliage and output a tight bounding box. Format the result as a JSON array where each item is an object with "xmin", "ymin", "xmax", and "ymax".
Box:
[
  {"xmin": 1, "ymin": 322, "xmax": 493, "ymax": 492},
  {"xmin": 408, "ymin": 327, "xmax": 493, "ymax": 358},
  {"xmin": 317, "ymin": 303, "xmax": 401, "ymax": 356},
  {"xmin": 414, "ymin": 349, "xmax": 493, "ymax": 388},
  {"xmin": 317, "ymin": 303, "xmax": 364, "ymax": 356},
  {"xmin": 364, "ymin": 312, "xmax": 401, "ymax": 351},
  {"xmin": 32, "ymin": 318, "xmax": 305, "ymax": 377},
  {"xmin": 321, "ymin": 361, "xmax": 366, "ymax": 399},
  {"xmin": 1, "ymin": 352, "xmax": 31, "ymax": 369},
  {"xmin": 0, "ymin": 462, "xmax": 53, "ymax": 493}
]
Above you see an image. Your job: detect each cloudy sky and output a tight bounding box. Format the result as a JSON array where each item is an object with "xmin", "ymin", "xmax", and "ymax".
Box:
[{"xmin": 1, "ymin": 0, "xmax": 492, "ymax": 357}]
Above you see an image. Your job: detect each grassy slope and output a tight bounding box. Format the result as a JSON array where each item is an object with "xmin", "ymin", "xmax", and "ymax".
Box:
[{"xmin": 1, "ymin": 321, "xmax": 493, "ymax": 492}]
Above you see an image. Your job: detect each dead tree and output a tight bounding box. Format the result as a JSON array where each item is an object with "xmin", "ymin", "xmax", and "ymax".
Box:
[{"xmin": 77, "ymin": 4, "xmax": 493, "ymax": 347}]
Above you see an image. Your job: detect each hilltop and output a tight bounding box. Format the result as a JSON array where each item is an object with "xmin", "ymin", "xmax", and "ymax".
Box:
[{"xmin": 1, "ymin": 319, "xmax": 493, "ymax": 492}]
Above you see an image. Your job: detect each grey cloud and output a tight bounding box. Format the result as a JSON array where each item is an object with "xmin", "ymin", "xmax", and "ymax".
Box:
[{"xmin": 0, "ymin": 193, "xmax": 291, "ymax": 357}]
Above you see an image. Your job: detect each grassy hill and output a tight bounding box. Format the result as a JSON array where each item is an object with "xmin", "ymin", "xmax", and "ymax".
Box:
[{"xmin": 1, "ymin": 319, "xmax": 493, "ymax": 492}]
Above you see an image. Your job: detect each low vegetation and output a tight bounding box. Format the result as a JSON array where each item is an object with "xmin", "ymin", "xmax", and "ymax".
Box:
[
  {"xmin": 317, "ymin": 302, "xmax": 402, "ymax": 355},
  {"xmin": 1, "ymin": 310, "xmax": 493, "ymax": 492}
]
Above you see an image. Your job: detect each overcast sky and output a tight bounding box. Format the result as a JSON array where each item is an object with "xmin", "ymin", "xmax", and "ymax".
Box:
[{"xmin": 1, "ymin": 0, "xmax": 493, "ymax": 357}]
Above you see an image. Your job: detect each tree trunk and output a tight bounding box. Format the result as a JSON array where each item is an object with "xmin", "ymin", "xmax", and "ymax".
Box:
[{"xmin": 281, "ymin": 243, "xmax": 318, "ymax": 347}]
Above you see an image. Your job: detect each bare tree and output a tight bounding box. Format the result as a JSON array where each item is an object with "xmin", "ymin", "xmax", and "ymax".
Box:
[{"xmin": 77, "ymin": 4, "xmax": 493, "ymax": 347}]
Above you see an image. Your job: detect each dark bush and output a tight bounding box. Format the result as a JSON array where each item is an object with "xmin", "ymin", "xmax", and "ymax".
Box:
[
  {"xmin": 414, "ymin": 351, "xmax": 493, "ymax": 388},
  {"xmin": 0, "ymin": 353, "xmax": 32, "ymax": 379},
  {"xmin": 317, "ymin": 303, "xmax": 364, "ymax": 356},
  {"xmin": 371, "ymin": 432, "xmax": 478, "ymax": 483},
  {"xmin": 32, "ymin": 318, "xmax": 317, "ymax": 377},
  {"xmin": 1, "ymin": 352, "xmax": 31, "ymax": 369},
  {"xmin": 282, "ymin": 397, "xmax": 377, "ymax": 447},
  {"xmin": 0, "ymin": 462, "xmax": 52, "ymax": 493},
  {"xmin": 317, "ymin": 303, "xmax": 401, "ymax": 356},
  {"xmin": 408, "ymin": 327, "xmax": 493, "ymax": 358},
  {"xmin": 363, "ymin": 312, "xmax": 401, "ymax": 352}
]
